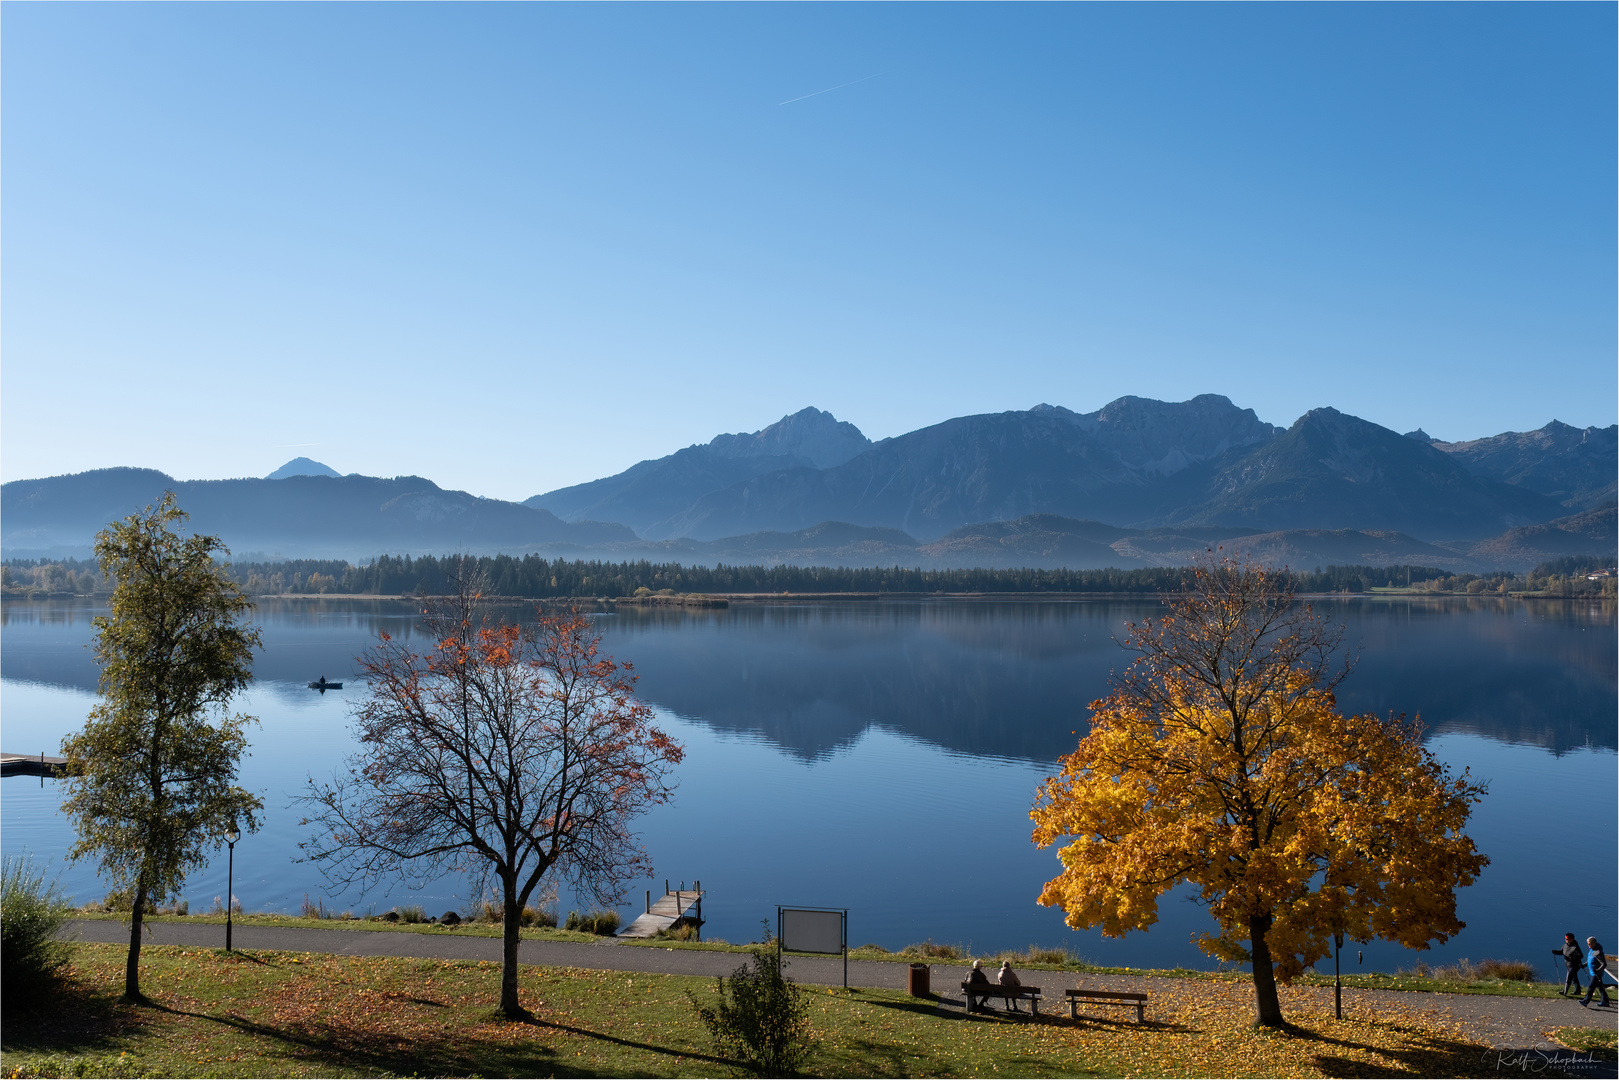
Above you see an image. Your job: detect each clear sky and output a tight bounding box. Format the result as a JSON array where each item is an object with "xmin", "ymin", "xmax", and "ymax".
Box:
[{"xmin": 4, "ymin": 3, "xmax": 1614, "ymax": 502}]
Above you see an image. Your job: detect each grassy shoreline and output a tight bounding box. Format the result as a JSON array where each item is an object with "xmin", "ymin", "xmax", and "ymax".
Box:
[{"xmin": 67, "ymin": 912, "xmax": 1567, "ymax": 1000}]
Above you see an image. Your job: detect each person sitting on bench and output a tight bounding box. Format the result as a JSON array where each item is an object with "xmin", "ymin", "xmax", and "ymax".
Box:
[
  {"xmin": 967, "ymin": 960, "xmax": 992, "ymax": 1009},
  {"xmin": 998, "ymin": 961, "xmax": 1024, "ymax": 1012}
]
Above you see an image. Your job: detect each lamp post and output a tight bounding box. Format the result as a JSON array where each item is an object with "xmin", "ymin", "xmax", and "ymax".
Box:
[
  {"xmin": 1333, "ymin": 929, "xmax": 1344, "ymax": 1020},
  {"xmin": 224, "ymin": 825, "xmax": 240, "ymax": 952}
]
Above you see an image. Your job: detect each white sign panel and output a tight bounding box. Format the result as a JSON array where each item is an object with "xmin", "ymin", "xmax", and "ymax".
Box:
[{"xmin": 780, "ymin": 908, "xmax": 844, "ymax": 954}]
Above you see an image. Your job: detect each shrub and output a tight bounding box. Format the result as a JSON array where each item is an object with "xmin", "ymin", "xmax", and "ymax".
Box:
[
  {"xmin": 689, "ymin": 947, "xmax": 815, "ymax": 1077},
  {"xmin": 519, "ymin": 904, "xmax": 557, "ymax": 928},
  {"xmin": 300, "ymin": 893, "xmax": 330, "ymax": 920},
  {"xmin": 396, "ymin": 904, "xmax": 427, "ymax": 924},
  {"xmin": 997, "ymin": 943, "xmax": 1081, "ymax": 967},
  {"xmin": 564, "ymin": 908, "xmax": 621, "ymax": 935},
  {"xmin": 897, "ymin": 940, "xmax": 963, "ymax": 960},
  {"xmin": 103, "ymin": 888, "xmax": 156, "ymax": 915},
  {"xmin": 2, "ymin": 855, "xmax": 75, "ymax": 1008},
  {"xmin": 1476, "ymin": 959, "xmax": 1537, "ymax": 982},
  {"xmin": 654, "ymin": 922, "xmax": 698, "ymax": 942},
  {"xmin": 1401, "ymin": 957, "xmax": 1537, "ymax": 983}
]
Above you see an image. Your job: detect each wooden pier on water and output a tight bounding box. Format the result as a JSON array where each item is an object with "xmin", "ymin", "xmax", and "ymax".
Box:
[
  {"xmin": 1, "ymin": 753, "xmax": 67, "ymax": 779},
  {"xmin": 617, "ymin": 880, "xmax": 704, "ymax": 940}
]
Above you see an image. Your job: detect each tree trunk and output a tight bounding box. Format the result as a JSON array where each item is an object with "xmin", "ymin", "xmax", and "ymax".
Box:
[
  {"xmin": 124, "ymin": 883, "xmax": 147, "ymax": 1002},
  {"xmin": 500, "ymin": 872, "xmax": 524, "ymax": 1018},
  {"xmin": 1248, "ymin": 913, "xmax": 1285, "ymax": 1027}
]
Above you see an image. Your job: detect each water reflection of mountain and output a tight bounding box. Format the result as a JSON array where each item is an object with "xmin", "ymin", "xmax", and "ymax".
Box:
[
  {"xmin": 2, "ymin": 597, "xmax": 1612, "ymax": 760},
  {"xmin": 602, "ymin": 599, "xmax": 1617, "ymax": 761}
]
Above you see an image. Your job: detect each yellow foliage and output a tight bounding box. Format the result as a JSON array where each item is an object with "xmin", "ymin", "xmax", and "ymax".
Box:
[{"xmin": 1031, "ymin": 555, "xmax": 1488, "ymax": 1025}]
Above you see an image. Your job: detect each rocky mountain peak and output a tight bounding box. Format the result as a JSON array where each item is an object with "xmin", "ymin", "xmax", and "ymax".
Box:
[
  {"xmin": 1077, "ymin": 394, "xmax": 1281, "ymax": 475},
  {"xmin": 706, "ymin": 407, "xmax": 871, "ymax": 469}
]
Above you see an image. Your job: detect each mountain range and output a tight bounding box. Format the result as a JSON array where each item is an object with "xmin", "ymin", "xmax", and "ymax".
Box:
[
  {"xmin": 529, "ymin": 397, "xmax": 1604, "ymax": 542},
  {"xmin": 4, "ymin": 397, "xmax": 1613, "ymax": 571}
]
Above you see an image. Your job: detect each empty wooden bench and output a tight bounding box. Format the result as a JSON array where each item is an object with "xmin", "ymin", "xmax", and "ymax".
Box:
[
  {"xmin": 1066, "ymin": 988, "xmax": 1147, "ymax": 1022},
  {"xmin": 961, "ymin": 981, "xmax": 1042, "ymax": 1015}
]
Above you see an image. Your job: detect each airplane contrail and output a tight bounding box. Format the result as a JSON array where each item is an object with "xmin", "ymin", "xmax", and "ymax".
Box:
[{"xmin": 778, "ymin": 72, "xmax": 884, "ymax": 106}]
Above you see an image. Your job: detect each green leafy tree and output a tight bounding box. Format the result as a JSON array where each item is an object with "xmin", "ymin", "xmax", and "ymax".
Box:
[
  {"xmin": 60, "ymin": 494, "xmax": 263, "ymax": 1002},
  {"xmin": 689, "ymin": 946, "xmax": 816, "ymax": 1077}
]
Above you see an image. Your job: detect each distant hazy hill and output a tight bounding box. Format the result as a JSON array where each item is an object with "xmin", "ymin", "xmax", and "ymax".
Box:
[
  {"xmin": 1417, "ymin": 421, "xmax": 1618, "ymax": 510},
  {"xmin": 1464, "ymin": 506, "xmax": 1618, "ymax": 571},
  {"xmin": 2, "ymin": 469, "xmax": 634, "ymax": 558},
  {"xmin": 526, "ymin": 407, "xmax": 871, "ymax": 536},
  {"xmin": 581, "ymin": 514, "xmax": 1545, "ymax": 574},
  {"xmin": 266, "ymin": 457, "xmax": 341, "ymax": 480}
]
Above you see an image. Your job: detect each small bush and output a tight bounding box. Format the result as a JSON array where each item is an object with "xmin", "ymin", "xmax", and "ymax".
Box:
[
  {"xmin": 103, "ymin": 888, "xmax": 156, "ymax": 915},
  {"xmin": 300, "ymin": 893, "xmax": 329, "ymax": 920},
  {"xmin": 897, "ymin": 940, "xmax": 963, "ymax": 960},
  {"xmin": 689, "ymin": 947, "xmax": 815, "ymax": 1077},
  {"xmin": 2, "ymin": 855, "xmax": 75, "ymax": 1008},
  {"xmin": 654, "ymin": 922, "xmax": 698, "ymax": 942},
  {"xmin": 564, "ymin": 908, "xmax": 621, "ymax": 935},
  {"xmin": 518, "ymin": 904, "xmax": 557, "ymax": 928},
  {"xmin": 396, "ymin": 904, "xmax": 427, "ymax": 924},
  {"xmin": 997, "ymin": 943, "xmax": 1081, "ymax": 967},
  {"xmin": 1401, "ymin": 957, "xmax": 1537, "ymax": 983},
  {"xmin": 1476, "ymin": 958, "xmax": 1537, "ymax": 982}
]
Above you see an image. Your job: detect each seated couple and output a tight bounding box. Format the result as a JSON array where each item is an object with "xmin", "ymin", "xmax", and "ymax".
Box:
[{"xmin": 967, "ymin": 959, "xmax": 1027, "ymax": 1011}]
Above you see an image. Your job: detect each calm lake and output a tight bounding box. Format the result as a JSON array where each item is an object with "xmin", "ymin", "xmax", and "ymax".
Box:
[{"xmin": 2, "ymin": 595, "xmax": 1614, "ymax": 980}]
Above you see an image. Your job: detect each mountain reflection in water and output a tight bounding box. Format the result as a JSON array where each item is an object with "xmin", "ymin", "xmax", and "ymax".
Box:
[{"xmin": 1, "ymin": 595, "xmax": 1612, "ymax": 972}]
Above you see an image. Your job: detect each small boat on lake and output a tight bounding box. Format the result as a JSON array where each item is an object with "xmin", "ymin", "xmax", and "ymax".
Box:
[{"xmin": 307, "ymin": 676, "xmax": 343, "ymax": 693}]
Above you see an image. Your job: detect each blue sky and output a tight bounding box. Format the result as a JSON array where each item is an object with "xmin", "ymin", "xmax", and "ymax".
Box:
[{"xmin": 4, "ymin": 3, "xmax": 1613, "ymax": 502}]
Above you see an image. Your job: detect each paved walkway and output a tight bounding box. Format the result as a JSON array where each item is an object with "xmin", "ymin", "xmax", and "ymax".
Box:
[{"xmin": 68, "ymin": 920, "xmax": 1617, "ymax": 1052}]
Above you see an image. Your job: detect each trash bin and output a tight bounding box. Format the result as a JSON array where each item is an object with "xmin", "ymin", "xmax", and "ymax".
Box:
[{"xmin": 908, "ymin": 962, "xmax": 929, "ymax": 996}]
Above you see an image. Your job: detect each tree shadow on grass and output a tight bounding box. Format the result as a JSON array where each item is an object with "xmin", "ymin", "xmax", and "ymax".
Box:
[
  {"xmin": 148, "ymin": 998, "xmax": 570, "ymax": 1079},
  {"xmin": 506, "ymin": 1010, "xmax": 739, "ymax": 1075},
  {"xmin": 1270, "ymin": 1019, "xmax": 1505, "ymax": 1078},
  {"xmin": 0, "ymin": 978, "xmax": 144, "ymax": 1058}
]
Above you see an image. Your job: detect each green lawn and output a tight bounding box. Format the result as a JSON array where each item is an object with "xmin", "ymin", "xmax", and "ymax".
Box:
[{"xmin": 2, "ymin": 943, "xmax": 1522, "ymax": 1078}]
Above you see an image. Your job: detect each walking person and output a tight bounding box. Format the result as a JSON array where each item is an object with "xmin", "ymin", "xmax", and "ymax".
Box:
[
  {"xmin": 1555, "ymin": 932, "xmax": 1584, "ymax": 997},
  {"xmin": 1580, "ymin": 937, "xmax": 1612, "ymax": 1008}
]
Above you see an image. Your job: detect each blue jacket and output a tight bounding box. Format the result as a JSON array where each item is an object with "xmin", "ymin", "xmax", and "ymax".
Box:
[{"xmin": 1587, "ymin": 945, "xmax": 1608, "ymax": 978}]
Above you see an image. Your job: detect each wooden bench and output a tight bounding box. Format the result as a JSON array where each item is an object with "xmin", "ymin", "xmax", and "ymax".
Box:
[
  {"xmin": 1066, "ymin": 988, "xmax": 1148, "ymax": 1023},
  {"xmin": 961, "ymin": 981, "xmax": 1042, "ymax": 1015}
]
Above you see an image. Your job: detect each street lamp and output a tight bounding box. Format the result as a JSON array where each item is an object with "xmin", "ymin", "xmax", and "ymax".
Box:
[{"xmin": 224, "ymin": 825, "xmax": 241, "ymax": 952}]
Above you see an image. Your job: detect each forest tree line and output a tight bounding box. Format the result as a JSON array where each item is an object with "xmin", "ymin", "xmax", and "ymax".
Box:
[{"xmin": 4, "ymin": 552, "xmax": 1613, "ymax": 599}]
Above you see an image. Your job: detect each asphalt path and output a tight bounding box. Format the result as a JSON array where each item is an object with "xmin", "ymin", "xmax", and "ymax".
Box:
[{"xmin": 66, "ymin": 920, "xmax": 1618, "ymax": 1054}]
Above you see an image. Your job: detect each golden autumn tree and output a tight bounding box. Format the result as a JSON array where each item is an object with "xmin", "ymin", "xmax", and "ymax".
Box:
[{"xmin": 1031, "ymin": 555, "xmax": 1488, "ymax": 1028}]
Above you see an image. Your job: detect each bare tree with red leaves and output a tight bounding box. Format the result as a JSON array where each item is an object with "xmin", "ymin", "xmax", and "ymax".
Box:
[{"xmin": 303, "ymin": 570, "xmax": 683, "ymax": 1017}]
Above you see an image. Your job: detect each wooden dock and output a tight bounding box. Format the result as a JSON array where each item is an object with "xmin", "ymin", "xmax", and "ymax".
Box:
[
  {"xmin": 1, "ymin": 753, "xmax": 67, "ymax": 778},
  {"xmin": 618, "ymin": 880, "xmax": 704, "ymax": 940}
]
